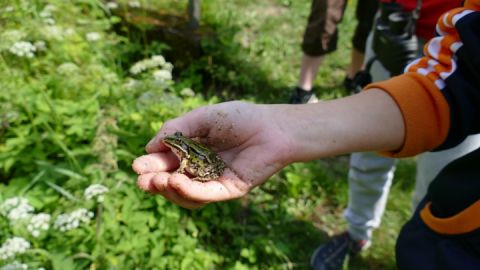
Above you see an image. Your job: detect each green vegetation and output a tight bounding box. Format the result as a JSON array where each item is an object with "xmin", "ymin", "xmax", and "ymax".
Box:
[{"xmin": 0, "ymin": 0, "xmax": 416, "ymax": 269}]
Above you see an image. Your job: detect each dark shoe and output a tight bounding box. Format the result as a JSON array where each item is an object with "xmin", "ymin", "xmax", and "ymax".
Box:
[
  {"xmin": 310, "ymin": 232, "xmax": 370, "ymax": 270},
  {"xmin": 343, "ymin": 71, "xmax": 373, "ymax": 95},
  {"xmin": 343, "ymin": 76, "xmax": 356, "ymax": 93},
  {"xmin": 288, "ymin": 87, "xmax": 318, "ymax": 104}
]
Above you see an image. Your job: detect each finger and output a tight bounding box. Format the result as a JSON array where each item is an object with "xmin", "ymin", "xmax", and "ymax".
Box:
[
  {"xmin": 132, "ymin": 152, "xmax": 179, "ymax": 174},
  {"xmin": 136, "ymin": 173, "xmax": 161, "ymax": 193},
  {"xmin": 137, "ymin": 173, "xmax": 205, "ymax": 209},
  {"xmin": 168, "ymin": 170, "xmax": 250, "ymax": 203},
  {"xmin": 145, "ymin": 107, "xmax": 211, "ymax": 153},
  {"xmin": 150, "ymin": 173, "xmax": 206, "ymax": 209},
  {"xmin": 159, "ymin": 185, "xmax": 206, "ymax": 209},
  {"xmin": 145, "ymin": 140, "xmax": 170, "ymax": 153}
]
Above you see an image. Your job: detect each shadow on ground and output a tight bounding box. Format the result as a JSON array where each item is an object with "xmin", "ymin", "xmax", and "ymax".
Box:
[{"xmin": 111, "ymin": 4, "xmax": 290, "ymax": 104}]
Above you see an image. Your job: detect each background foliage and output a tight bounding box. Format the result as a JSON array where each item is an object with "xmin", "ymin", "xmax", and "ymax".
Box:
[{"xmin": 0, "ymin": 0, "xmax": 416, "ymax": 269}]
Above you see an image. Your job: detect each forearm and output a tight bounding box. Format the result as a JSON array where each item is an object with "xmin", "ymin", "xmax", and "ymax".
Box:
[{"xmin": 270, "ymin": 89, "xmax": 405, "ymax": 163}]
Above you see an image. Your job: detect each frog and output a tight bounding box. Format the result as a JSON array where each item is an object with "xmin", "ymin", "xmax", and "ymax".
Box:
[{"xmin": 162, "ymin": 131, "xmax": 226, "ymax": 182}]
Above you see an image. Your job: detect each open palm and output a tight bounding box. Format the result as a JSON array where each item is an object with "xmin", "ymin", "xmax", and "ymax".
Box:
[{"xmin": 132, "ymin": 101, "xmax": 291, "ymax": 209}]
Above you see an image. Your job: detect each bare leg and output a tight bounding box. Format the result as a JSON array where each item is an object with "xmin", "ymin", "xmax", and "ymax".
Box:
[{"xmin": 297, "ymin": 54, "xmax": 324, "ymax": 91}]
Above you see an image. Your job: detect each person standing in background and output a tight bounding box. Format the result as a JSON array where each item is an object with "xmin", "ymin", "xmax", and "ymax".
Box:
[{"xmin": 289, "ymin": 0, "xmax": 378, "ymax": 104}]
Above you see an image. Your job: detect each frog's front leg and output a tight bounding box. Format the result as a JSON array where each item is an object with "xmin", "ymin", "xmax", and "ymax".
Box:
[{"xmin": 176, "ymin": 158, "xmax": 189, "ymax": 174}]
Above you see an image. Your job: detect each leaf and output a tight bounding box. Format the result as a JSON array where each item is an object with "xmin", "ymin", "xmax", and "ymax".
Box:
[
  {"xmin": 21, "ymin": 170, "xmax": 46, "ymax": 194},
  {"xmin": 44, "ymin": 181, "xmax": 80, "ymax": 202},
  {"xmin": 35, "ymin": 160, "xmax": 86, "ymax": 180},
  {"xmin": 51, "ymin": 253, "xmax": 76, "ymax": 270}
]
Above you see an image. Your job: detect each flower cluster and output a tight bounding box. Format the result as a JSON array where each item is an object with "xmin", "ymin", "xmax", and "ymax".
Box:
[
  {"xmin": 84, "ymin": 184, "xmax": 109, "ymax": 203},
  {"xmin": 8, "ymin": 41, "xmax": 36, "ymax": 58},
  {"xmin": 57, "ymin": 62, "xmax": 79, "ymax": 75},
  {"xmin": 39, "ymin": 4, "xmax": 56, "ymax": 25},
  {"xmin": 86, "ymin": 32, "xmax": 101, "ymax": 42},
  {"xmin": 0, "ymin": 237, "xmax": 30, "ymax": 260},
  {"xmin": 180, "ymin": 88, "xmax": 195, "ymax": 97},
  {"xmin": 0, "ymin": 197, "xmax": 34, "ymax": 223},
  {"xmin": 1, "ymin": 198, "xmax": 52, "ymax": 237},
  {"xmin": 106, "ymin": 2, "xmax": 119, "ymax": 10},
  {"xmin": 53, "ymin": 209, "xmax": 94, "ymax": 232},
  {"xmin": 1, "ymin": 30, "xmax": 26, "ymax": 45},
  {"xmin": 128, "ymin": 1, "xmax": 141, "ymax": 8},
  {"xmin": 153, "ymin": 69, "xmax": 172, "ymax": 84},
  {"xmin": 41, "ymin": 25, "xmax": 66, "ymax": 41},
  {"xmin": 0, "ymin": 261, "xmax": 28, "ymax": 270},
  {"xmin": 129, "ymin": 55, "xmax": 171, "ymax": 75},
  {"xmin": 123, "ymin": 78, "xmax": 140, "ymax": 90},
  {"xmin": 2, "ymin": 6, "xmax": 14, "ymax": 13},
  {"xmin": 26, "ymin": 213, "xmax": 51, "ymax": 238},
  {"xmin": 34, "ymin": 40, "xmax": 46, "ymax": 51},
  {"xmin": 39, "ymin": 4, "xmax": 56, "ymax": 18}
]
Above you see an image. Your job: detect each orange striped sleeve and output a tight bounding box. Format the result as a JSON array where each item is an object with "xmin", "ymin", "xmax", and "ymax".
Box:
[
  {"xmin": 363, "ymin": 2, "xmax": 480, "ymax": 157},
  {"xmin": 365, "ymin": 73, "xmax": 450, "ymax": 158}
]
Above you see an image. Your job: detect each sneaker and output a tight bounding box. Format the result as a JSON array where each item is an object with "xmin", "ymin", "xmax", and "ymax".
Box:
[
  {"xmin": 310, "ymin": 232, "xmax": 370, "ymax": 270},
  {"xmin": 343, "ymin": 76, "xmax": 356, "ymax": 93},
  {"xmin": 343, "ymin": 71, "xmax": 373, "ymax": 95},
  {"xmin": 288, "ymin": 87, "xmax": 319, "ymax": 104}
]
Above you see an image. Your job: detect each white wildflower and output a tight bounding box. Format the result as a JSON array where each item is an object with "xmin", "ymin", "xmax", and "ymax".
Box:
[
  {"xmin": 34, "ymin": 40, "xmax": 46, "ymax": 51},
  {"xmin": 104, "ymin": 72, "xmax": 119, "ymax": 83},
  {"xmin": 0, "ymin": 30, "xmax": 25, "ymax": 51},
  {"xmin": 39, "ymin": 4, "xmax": 56, "ymax": 18},
  {"xmin": 9, "ymin": 41, "xmax": 36, "ymax": 58},
  {"xmin": 152, "ymin": 69, "xmax": 172, "ymax": 83},
  {"xmin": 26, "ymin": 213, "xmax": 51, "ymax": 238},
  {"xmin": 3, "ymin": 6, "xmax": 14, "ymax": 13},
  {"xmin": 123, "ymin": 78, "xmax": 140, "ymax": 89},
  {"xmin": 43, "ymin": 18, "xmax": 55, "ymax": 25},
  {"xmin": 54, "ymin": 209, "xmax": 94, "ymax": 232},
  {"xmin": 0, "ymin": 197, "xmax": 34, "ymax": 223},
  {"xmin": 128, "ymin": 1, "xmax": 141, "ymax": 8},
  {"xmin": 0, "ymin": 237, "xmax": 30, "ymax": 260},
  {"xmin": 41, "ymin": 25, "xmax": 63, "ymax": 40},
  {"xmin": 129, "ymin": 62, "xmax": 147, "ymax": 75},
  {"xmin": 0, "ymin": 261, "xmax": 28, "ymax": 270},
  {"xmin": 57, "ymin": 62, "xmax": 79, "ymax": 75},
  {"xmin": 39, "ymin": 10, "xmax": 50, "ymax": 18},
  {"xmin": 151, "ymin": 55, "xmax": 166, "ymax": 66},
  {"xmin": 163, "ymin": 62, "xmax": 173, "ymax": 72},
  {"xmin": 84, "ymin": 184, "xmax": 109, "ymax": 203},
  {"xmin": 180, "ymin": 88, "xmax": 195, "ymax": 97},
  {"xmin": 106, "ymin": 2, "xmax": 119, "ymax": 9},
  {"xmin": 64, "ymin": 28, "xmax": 76, "ymax": 37},
  {"xmin": 1, "ymin": 30, "xmax": 26, "ymax": 43},
  {"xmin": 86, "ymin": 32, "xmax": 101, "ymax": 42},
  {"xmin": 129, "ymin": 55, "xmax": 171, "ymax": 75}
]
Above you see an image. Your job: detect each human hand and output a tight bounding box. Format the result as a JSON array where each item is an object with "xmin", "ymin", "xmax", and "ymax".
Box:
[{"xmin": 132, "ymin": 101, "xmax": 293, "ymax": 209}]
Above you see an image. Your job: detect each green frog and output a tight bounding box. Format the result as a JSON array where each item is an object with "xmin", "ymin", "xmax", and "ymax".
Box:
[{"xmin": 162, "ymin": 131, "xmax": 226, "ymax": 182}]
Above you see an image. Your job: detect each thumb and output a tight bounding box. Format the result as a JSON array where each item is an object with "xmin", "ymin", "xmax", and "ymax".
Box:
[{"xmin": 145, "ymin": 106, "xmax": 212, "ymax": 153}]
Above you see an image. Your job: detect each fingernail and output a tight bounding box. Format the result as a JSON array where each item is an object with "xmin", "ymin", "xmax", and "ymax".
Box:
[{"xmin": 146, "ymin": 138, "xmax": 156, "ymax": 150}]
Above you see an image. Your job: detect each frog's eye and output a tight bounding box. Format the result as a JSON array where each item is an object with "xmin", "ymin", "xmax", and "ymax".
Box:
[{"xmin": 174, "ymin": 131, "xmax": 183, "ymax": 136}]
